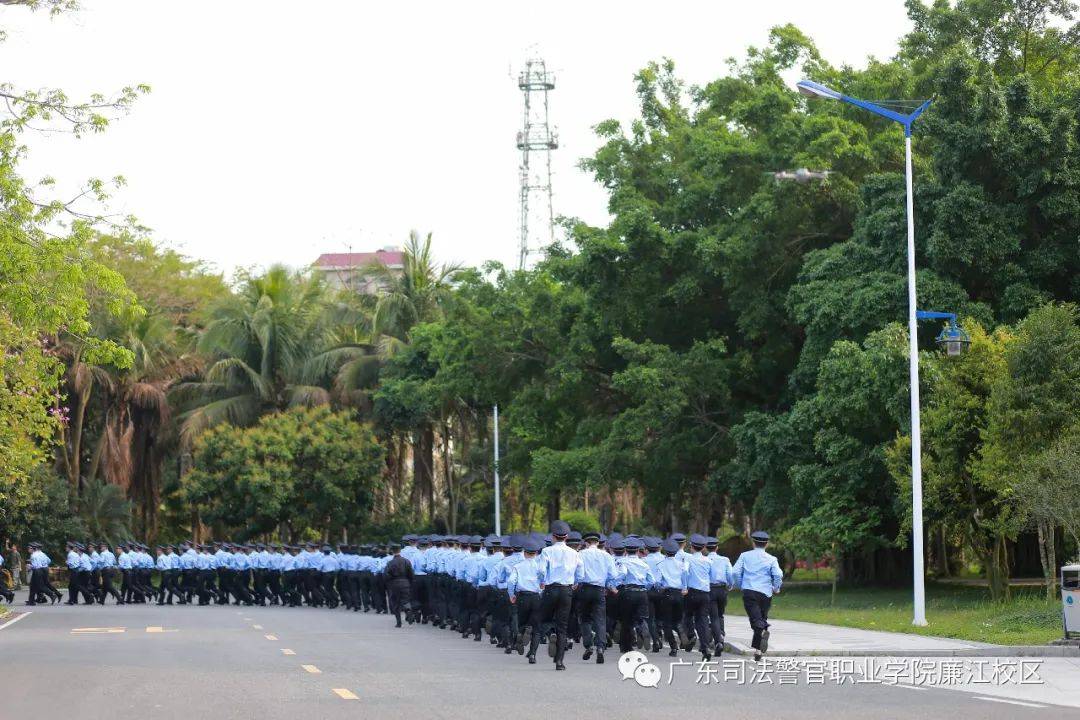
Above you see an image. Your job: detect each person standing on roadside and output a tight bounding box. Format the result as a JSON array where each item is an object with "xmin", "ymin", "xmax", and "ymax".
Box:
[{"xmin": 7, "ymin": 542, "xmax": 23, "ymax": 591}]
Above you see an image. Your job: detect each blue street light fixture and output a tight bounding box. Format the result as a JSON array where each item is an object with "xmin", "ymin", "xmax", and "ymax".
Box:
[
  {"xmin": 916, "ymin": 310, "xmax": 972, "ymax": 356},
  {"xmin": 798, "ymin": 79, "xmax": 934, "ymax": 626}
]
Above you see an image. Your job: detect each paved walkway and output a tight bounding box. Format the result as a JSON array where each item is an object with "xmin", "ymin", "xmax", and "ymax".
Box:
[{"xmin": 725, "ymin": 617, "xmax": 994, "ymax": 655}]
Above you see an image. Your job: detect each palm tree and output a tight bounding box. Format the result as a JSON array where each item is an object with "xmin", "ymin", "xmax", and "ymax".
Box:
[
  {"xmin": 78, "ymin": 477, "xmax": 133, "ymax": 542},
  {"xmin": 354, "ymin": 231, "xmax": 461, "ymax": 522},
  {"xmin": 173, "ymin": 265, "xmax": 343, "ymax": 445},
  {"xmin": 366, "ymin": 231, "xmax": 461, "ymax": 355},
  {"xmin": 87, "ymin": 311, "xmax": 192, "ymax": 538}
]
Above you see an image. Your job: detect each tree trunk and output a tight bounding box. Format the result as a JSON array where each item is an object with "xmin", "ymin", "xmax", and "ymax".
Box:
[
  {"xmin": 830, "ymin": 543, "xmax": 839, "ymax": 606},
  {"xmin": 442, "ymin": 421, "xmax": 456, "ymax": 534},
  {"xmin": 984, "ymin": 534, "xmax": 1011, "ymax": 602},
  {"xmin": 937, "ymin": 524, "xmax": 949, "ymax": 577},
  {"xmin": 86, "ymin": 431, "xmax": 107, "ymax": 486},
  {"xmin": 1036, "ymin": 519, "xmax": 1057, "ymax": 602},
  {"xmin": 546, "ymin": 488, "xmax": 561, "ymax": 525},
  {"xmin": 411, "ymin": 426, "xmax": 435, "ymax": 523}
]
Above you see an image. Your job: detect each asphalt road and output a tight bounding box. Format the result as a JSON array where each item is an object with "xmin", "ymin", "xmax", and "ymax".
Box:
[{"xmin": 0, "ymin": 593, "xmax": 1067, "ymax": 720}]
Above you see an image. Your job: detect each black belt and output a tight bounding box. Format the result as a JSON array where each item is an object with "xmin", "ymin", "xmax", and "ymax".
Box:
[{"xmin": 622, "ymin": 584, "xmax": 647, "ymax": 591}]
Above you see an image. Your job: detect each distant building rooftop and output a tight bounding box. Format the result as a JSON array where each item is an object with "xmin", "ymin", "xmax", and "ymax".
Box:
[{"xmin": 314, "ymin": 247, "xmax": 404, "ymax": 269}]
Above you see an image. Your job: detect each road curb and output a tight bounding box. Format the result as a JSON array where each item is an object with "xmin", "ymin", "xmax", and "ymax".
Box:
[{"xmin": 722, "ymin": 640, "xmax": 1080, "ymax": 657}]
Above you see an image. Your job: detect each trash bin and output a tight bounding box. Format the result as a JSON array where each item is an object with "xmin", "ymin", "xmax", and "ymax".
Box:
[{"xmin": 1063, "ymin": 564, "xmax": 1080, "ymax": 639}]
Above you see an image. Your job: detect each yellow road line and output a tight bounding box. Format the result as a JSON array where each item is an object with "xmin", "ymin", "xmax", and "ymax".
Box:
[
  {"xmin": 265, "ymin": 634, "xmax": 278, "ymax": 640},
  {"xmin": 301, "ymin": 664, "xmax": 321, "ymax": 674},
  {"xmin": 281, "ymin": 648, "xmax": 295, "ymax": 655},
  {"xmin": 333, "ymin": 689, "xmax": 358, "ymax": 700}
]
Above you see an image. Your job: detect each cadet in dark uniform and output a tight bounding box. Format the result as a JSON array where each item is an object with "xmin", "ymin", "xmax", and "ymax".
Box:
[{"xmin": 384, "ymin": 543, "xmax": 414, "ymax": 627}]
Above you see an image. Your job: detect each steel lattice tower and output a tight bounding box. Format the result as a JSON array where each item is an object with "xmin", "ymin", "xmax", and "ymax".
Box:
[{"xmin": 516, "ymin": 58, "xmax": 558, "ymax": 269}]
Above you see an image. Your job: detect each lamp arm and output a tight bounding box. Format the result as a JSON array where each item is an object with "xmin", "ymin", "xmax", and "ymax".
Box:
[{"xmin": 915, "ymin": 310, "xmax": 956, "ymax": 322}]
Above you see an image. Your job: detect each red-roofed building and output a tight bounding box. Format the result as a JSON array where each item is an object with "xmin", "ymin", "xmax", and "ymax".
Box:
[{"xmin": 313, "ymin": 247, "xmax": 404, "ymax": 294}]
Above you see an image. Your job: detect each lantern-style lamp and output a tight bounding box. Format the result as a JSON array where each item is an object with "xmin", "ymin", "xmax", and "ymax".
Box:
[{"xmin": 916, "ymin": 310, "xmax": 970, "ymax": 356}]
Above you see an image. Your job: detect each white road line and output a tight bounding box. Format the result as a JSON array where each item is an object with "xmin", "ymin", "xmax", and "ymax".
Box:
[
  {"xmin": 0, "ymin": 612, "xmax": 31, "ymax": 631},
  {"xmin": 252, "ymin": 624, "xmax": 263, "ymax": 630},
  {"xmin": 281, "ymin": 649, "xmax": 295, "ymax": 655},
  {"xmin": 265, "ymin": 634, "xmax": 278, "ymax": 641},
  {"xmin": 888, "ymin": 683, "xmax": 926, "ymax": 691},
  {"xmin": 974, "ymin": 696, "xmax": 1046, "ymax": 709},
  {"xmin": 70, "ymin": 627, "xmax": 126, "ymax": 634}
]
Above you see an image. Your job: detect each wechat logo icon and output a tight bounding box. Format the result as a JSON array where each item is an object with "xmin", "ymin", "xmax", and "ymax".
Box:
[{"xmin": 618, "ymin": 651, "xmax": 662, "ymax": 688}]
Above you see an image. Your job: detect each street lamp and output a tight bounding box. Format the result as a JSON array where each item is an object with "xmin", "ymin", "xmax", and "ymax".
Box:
[
  {"xmin": 798, "ymin": 79, "xmax": 933, "ymax": 626},
  {"xmin": 916, "ymin": 310, "xmax": 971, "ymax": 357},
  {"xmin": 493, "ymin": 404, "xmax": 501, "ymax": 536}
]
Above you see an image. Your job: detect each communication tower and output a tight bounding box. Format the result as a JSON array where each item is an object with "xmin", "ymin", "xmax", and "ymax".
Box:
[{"xmin": 516, "ymin": 58, "xmax": 558, "ymax": 269}]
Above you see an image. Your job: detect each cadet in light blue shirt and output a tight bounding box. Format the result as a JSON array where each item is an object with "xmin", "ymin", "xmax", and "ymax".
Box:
[
  {"xmin": 576, "ymin": 531, "xmax": 617, "ymax": 661},
  {"xmin": 732, "ymin": 530, "xmax": 783, "ymax": 660},
  {"xmin": 507, "ymin": 539, "xmax": 545, "ymax": 661},
  {"xmin": 538, "ymin": 520, "xmax": 580, "ymax": 669},
  {"xmin": 27, "ymin": 543, "xmax": 59, "ymax": 605},
  {"xmin": 705, "ymin": 537, "xmax": 733, "ymax": 647},
  {"xmin": 654, "ymin": 539, "xmax": 688, "ymax": 657},
  {"xmin": 614, "ymin": 537, "xmax": 655, "ymax": 653},
  {"xmin": 683, "ymin": 534, "xmax": 718, "ymax": 659}
]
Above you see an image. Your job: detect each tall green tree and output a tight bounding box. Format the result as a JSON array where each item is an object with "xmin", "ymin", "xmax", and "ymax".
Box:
[
  {"xmin": 173, "ymin": 265, "xmax": 336, "ymax": 444},
  {"xmin": 181, "ymin": 406, "xmax": 384, "ymax": 541}
]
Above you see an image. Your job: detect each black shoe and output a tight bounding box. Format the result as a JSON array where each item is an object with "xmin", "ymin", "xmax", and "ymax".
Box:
[
  {"xmin": 504, "ymin": 646, "xmax": 512, "ymax": 654},
  {"xmin": 652, "ymin": 642, "xmax": 662, "ymax": 653},
  {"xmin": 754, "ymin": 652, "xmax": 762, "ymax": 662},
  {"xmin": 760, "ymin": 629, "xmax": 769, "ymax": 655},
  {"xmin": 583, "ymin": 648, "xmax": 592, "ymax": 661},
  {"xmin": 395, "ymin": 620, "xmax": 402, "ymax": 628},
  {"xmin": 555, "ymin": 662, "xmax": 566, "ymax": 671},
  {"xmin": 547, "ymin": 633, "xmax": 557, "ymax": 658},
  {"xmin": 518, "ymin": 628, "xmax": 529, "ymax": 655},
  {"xmin": 528, "ymin": 654, "xmax": 536, "ymax": 664},
  {"xmin": 668, "ymin": 648, "xmax": 678, "ymax": 657},
  {"xmin": 24, "ymin": 601, "xmax": 37, "ymax": 606},
  {"xmin": 596, "ymin": 651, "xmax": 604, "ymax": 665}
]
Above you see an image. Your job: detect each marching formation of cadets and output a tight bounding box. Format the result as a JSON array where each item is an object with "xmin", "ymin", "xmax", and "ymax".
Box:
[{"xmin": 7, "ymin": 522, "xmax": 784, "ymax": 669}]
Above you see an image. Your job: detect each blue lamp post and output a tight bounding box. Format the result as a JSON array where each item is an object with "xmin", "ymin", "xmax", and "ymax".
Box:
[{"xmin": 798, "ymin": 79, "xmax": 933, "ymax": 626}]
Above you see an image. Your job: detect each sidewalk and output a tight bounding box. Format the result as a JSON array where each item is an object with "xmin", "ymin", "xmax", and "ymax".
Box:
[
  {"xmin": 722, "ymin": 617, "xmax": 1080, "ymax": 709},
  {"xmin": 724, "ymin": 617, "xmax": 1078, "ymax": 657}
]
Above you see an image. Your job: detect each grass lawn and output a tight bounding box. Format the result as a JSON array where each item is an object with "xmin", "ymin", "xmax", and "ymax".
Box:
[{"xmin": 727, "ymin": 582, "xmax": 1063, "ymax": 646}]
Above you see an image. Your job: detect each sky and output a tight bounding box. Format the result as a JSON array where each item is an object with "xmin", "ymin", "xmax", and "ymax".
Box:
[{"xmin": 1, "ymin": 0, "xmax": 912, "ymax": 277}]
